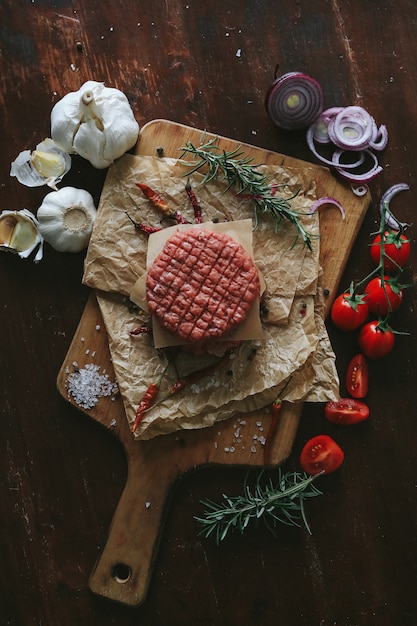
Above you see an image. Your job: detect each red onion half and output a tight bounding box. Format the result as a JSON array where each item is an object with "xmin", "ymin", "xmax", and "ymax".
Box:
[{"xmin": 265, "ymin": 71, "xmax": 324, "ymax": 130}]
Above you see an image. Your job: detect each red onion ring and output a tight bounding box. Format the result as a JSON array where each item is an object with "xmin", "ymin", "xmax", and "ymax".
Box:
[
  {"xmin": 351, "ymin": 184, "xmax": 369, "ymax": 197},
  {"xmin": 306, "ymin": 128, "xmax": 367, "ymax": 169},
  {"xmin": 310, "ymin": 107, "xmax": 344, "ymax": 143},
  {"xmin": 369, "ymin": 124, "xmax": 388, "ymax": 151},
  {"xmin": 379, "ymin": 183, "xmax": 409, "ymax": 230},
  {"xmin": 309, "ymin": 196, "xmax": 345, "ymax": 219},
  {"xmin": 265, "ymin": 71, "xmax": 324, "ymax": 130},
  {"xmin": 332, "ymin": 149, "xmax": 366, "ymax": 170},
  {"xmin": 334, "ymin": 149, "xmax": 382, "ymax": 183},
  {"xmin": 327, "ymin": 106, "xmax": 375, "ymax": 151}
]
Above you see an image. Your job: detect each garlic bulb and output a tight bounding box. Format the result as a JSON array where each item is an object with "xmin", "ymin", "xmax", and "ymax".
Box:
[
  {"xmin": 10, "ymin": 138, "xmax": 71, "ymax": 191},
  {"xmin": 50, "ymin": 81, "xmax": 140, "ymax": 169},
  {"xmin": 37, "ymin": 187, "xmax": 97, "ymax": 253},
  {"xmin": 0, "ymin": 209, "xmax": 44, "ymax": 261}
]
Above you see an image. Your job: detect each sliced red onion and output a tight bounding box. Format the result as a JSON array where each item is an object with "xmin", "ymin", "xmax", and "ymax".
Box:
[
  {"xmin": 265, "ymin": 71, "xmax": 324, "ymax": 130},
  {"xmin": 334, "ymin": 149, "xmax": 383, "ymax": 183},
  {"xmin": 332, "ymin": 149, "xmax": 366, "ymax": 169},
  {"xmin": 379, "ymin": 183, "xmax": 410, "ymax": 230},
  {"xmin": 309, "ymin": 196, "xmax": 345, "ymax": 219},
  {"xmin": 369, "ymin": 124, "xmax": 388, "ymax": 151},
  {"xmin": 306, "ymin": 128, "xmax": 367, "ymax": 169},
  {"xmin": 310, "ymin": 107, "xmax": 344, "ymax": 143},
  {"xmin": 327, "ymin": 106, "xmax": 375, "ymax": 151},
  {"xmin": 351, "ymin": 184, "xmax": 369, "ymax": 197}
]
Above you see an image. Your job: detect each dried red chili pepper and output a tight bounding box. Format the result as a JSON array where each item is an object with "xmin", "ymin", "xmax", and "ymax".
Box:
[
  {"xmin": 185, "ymin": 179, "xmax": 202, "ymax": 223},
  {"xmin": 263, "ymin": 399, "xmax": 282, "ymax": 464},
  {"xmin": 126, "ymin": 212, "xmax": 162, "ymax": 234},
  {"xmin": 131, "ymin": 383, "xmax": 160, "ymax": 433},
  {"xmin": 136, "ymin": 182, "xmax": 189, "ymax": 224},
  {"xmin": 128, "ymin": 325, "xmax": 152, "ymax": 336}
]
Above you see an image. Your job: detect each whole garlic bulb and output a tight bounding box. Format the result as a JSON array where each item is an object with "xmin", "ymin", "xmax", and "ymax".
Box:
[
  {"xmin": 37, "ymin": 187, "xmax": 97, "ymax": 253},
  {"xmin": 50, "ymin": 81, "xmax": 140, "ymax": 169}
]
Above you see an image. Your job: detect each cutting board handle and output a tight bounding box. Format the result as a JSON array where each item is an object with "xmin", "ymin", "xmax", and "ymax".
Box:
[{"xmin": 89, "ymin": 449, "xmax": 180, "ymax": 606}]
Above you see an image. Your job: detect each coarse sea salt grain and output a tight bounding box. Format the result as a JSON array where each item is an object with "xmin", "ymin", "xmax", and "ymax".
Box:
[{"xmin": 67, "ymin": 363, "xmax": 118, "ymax": 410}]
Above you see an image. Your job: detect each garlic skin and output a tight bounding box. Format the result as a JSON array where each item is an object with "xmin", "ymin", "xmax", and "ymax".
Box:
[
  {"xmin": 50, "ymin": 81, "xmax": 140, "ymax": 169},
  {"xmin": 10, "ymin": 138, "xmax": 71, "ymax": 191},
  {"xmin": 37, "ymin": 187, "xmax": 97, "ymax": 253},
  {"xmin": 0, "ymin": 209, "xmax": 44, "ymax": 261}
]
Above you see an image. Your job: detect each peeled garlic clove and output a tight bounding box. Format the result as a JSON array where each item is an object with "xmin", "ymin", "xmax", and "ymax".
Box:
[
  {"xmin": 50, "ymin": 81, "xmax": 140, "ymax": 169},
  {"xmin": 37, "ymin": 186, "xmax": 97, "ymax": 253},
  {"xmin": 10, "ymin": 138, "xmax": 71, "ymax": 191},
  {"xmin": 0, "ymin": 209, "xmax": 44, "ymax": 261}
]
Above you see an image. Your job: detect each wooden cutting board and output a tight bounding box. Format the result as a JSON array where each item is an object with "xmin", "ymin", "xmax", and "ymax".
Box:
[{"xmin": 57, "ymin": 119, "xmax": 371, "ymax": 606}]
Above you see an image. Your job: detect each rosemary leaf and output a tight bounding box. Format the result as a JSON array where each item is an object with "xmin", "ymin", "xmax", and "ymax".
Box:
[
  {"xmin": 195, "ymin": 470, "xmax": 322, "ymax": 544},
  {"xmin": 179, "ymin": 137, "xmax": 317, "ymax": 249}
]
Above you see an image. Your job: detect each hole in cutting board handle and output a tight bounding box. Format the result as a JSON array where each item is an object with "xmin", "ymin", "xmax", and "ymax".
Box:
[{"xmin": 111, "ymin": 563, "xmax": 132, "ymax": 584}]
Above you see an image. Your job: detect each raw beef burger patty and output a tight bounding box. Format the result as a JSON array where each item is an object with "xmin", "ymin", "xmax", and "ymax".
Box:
[{"xmin": 146, "ymin": 228, "xmax": 260, "ymax": 343}]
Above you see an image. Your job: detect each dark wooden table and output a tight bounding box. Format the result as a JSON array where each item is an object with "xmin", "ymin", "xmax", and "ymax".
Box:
[{"xmin": 1, "ymin": 2, "xmax": 416, "ymax": 624}]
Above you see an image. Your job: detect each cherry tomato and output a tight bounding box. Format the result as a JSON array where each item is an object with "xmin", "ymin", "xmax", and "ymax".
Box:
[
  {"xmin": 370, "ymin": 231, "xmax": 411, "ymax": 272},
  {"xmin": 346, "ymin": 353, "xmax": 369, "ymax": 398},
  {"xmin": 365, "ymin": 275, "xmax": 403, "ymax": 316},
  {"xmin": 325, "ymin": 398, "xmax": 369, "ymax": 425},
  {"xmin": 358, "ymin": 320, "xmax": 395, "ymax": 359},
  {"xmin": 299, "ymin": 434, "xmax": 344, "ymax": 475},
  {"xmin": 330, "ymin": 292, "xmax": 369, "ymax": 331}
]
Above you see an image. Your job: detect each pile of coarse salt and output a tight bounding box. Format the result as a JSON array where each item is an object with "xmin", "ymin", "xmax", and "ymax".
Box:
[{"xmin": 66, "ymin": 363, "xmax": 118, "ymax": 409}]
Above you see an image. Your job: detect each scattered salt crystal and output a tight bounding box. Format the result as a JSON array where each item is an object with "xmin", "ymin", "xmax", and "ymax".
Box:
[
  {"xmin": 236, "ymin": 49, "xmax": 242, "ymax": 57},
  {"xmin": 145, "ymin": 502, "xmax": 151, "ymax": 508},
  {"xmin": 251, "ymin": 445, "xmax": 257, "ymax": 453},
  {"xmin": 95, "ymin": 325, "xmax": 101, "ymax": 331},
  {"xmin": 66, "ymin": 363, "xmax": 118, "ymax": 410}
]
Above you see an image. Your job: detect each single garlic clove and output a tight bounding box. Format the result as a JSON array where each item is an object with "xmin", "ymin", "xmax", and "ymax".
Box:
[
  {"xmin": 10, "ymin": 138, "xmax": 71, "ymax": 191},
  {"xmin": 37, "ymin": 186, "xmax": 97, "ymax": 253},
  {"xmin": 0, "ymin": 209, "xmax": 44, "ymax": 261},
  {"xmin": 31, "ymin": 149, "xmax": 66, "ymax": 178}
]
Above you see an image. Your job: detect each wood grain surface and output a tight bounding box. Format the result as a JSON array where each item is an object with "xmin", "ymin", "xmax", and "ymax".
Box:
[
  {"xmin": 56, "ymin": 119, "xmax": 369, "ymax": 605},
  {"xmin": 1, "ymin": 1, "xmax": 417, "ymax": 624}
]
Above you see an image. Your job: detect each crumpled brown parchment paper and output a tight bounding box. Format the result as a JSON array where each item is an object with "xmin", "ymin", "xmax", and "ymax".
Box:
[{"xmin": 83, "ymin": 153, "xmax": 339, "ymax": 439}]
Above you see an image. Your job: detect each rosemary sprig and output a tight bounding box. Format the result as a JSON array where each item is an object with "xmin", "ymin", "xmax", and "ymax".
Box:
[
  {"xmin": 179, "ymin": 137, "xmax": 316, "ymax": 250},
  {"xmin": 195, "ymin": 469, "xmax": 323, "ymax": 544}
]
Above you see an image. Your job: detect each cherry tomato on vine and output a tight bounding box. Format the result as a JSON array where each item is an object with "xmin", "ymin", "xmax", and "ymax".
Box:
[
  {"xmin": 325, "ymin": 398, "xmax": 369, "ymax": 425},
  {"xmin": 346, "ymin": 353, "xmax": 369, "ymax": 398},
  {"xmin": 358, "ymin": 320, "xmax": 395, "ymax": 359},
  {"xmin": 370, "ymin": 230, "xmax": 411, "ymax": 272},
  {"xmin": 299, "ymin": 434, "xmax": 344, "ymax": 475},
  {"xmin": 365, "ymin": 275, "xmax": 404, "ymax": 316},
  {"xmin": 330, "ymin": 292, "xmax": 369, "ymax": 331}
]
